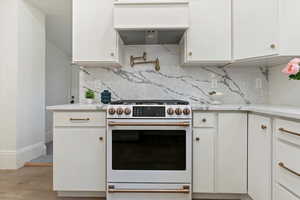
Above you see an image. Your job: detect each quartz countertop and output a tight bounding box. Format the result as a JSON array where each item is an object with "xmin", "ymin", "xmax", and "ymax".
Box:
[
  {"xmin": 47, "ymin": 104, "xmax": 107, "ymax": 111},
  {"xmin": 47, "ymin": 104, "xmax": 300, "ymax": 120}
]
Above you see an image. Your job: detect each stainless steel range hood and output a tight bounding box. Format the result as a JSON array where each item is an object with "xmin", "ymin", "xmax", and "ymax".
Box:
[
  {"xmin": 118, "ymin": 30, "xmax": 186, "ymax": 45},
  {"xmin": 114, "ymin": 0, "xmax": 189, "ymax": 45}
]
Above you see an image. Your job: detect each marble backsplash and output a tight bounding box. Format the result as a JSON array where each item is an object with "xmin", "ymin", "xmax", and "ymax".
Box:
[{"xmin": 79, "ymin": 45, "xmax": 269, "ymax": 105}]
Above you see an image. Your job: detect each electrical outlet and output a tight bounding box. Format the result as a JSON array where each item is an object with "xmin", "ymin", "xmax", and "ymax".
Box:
[
  {"xmin": 211, "ymin": 79, "xmax": 218, "ymax": 89},
  {"xmin": 256, "ymin": 78, "xmax": 262, "ymax": 89}
]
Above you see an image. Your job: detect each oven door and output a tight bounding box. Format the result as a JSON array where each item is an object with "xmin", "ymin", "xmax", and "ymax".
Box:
[{"xmin": 107, "ymin": 119, "xmax": 192, "ymax": 184}]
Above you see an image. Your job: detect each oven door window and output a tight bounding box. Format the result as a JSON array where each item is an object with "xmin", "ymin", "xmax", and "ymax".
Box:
[{"xmin": 112, "ymin": 130, "xmax": 186, "ymax": 171}]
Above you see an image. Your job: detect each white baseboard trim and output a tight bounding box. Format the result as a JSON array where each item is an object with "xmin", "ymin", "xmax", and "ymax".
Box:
[
  {"xmin": 17, "ymin": 142, "xmax": 46, "ymax": 168},
  {"xmin": 57, "ymin": 191, "xmax": 106, "ymax": 197},
  {"xmin": 0, "ymin": 142, "xmax": 46, "ymax": 169}
]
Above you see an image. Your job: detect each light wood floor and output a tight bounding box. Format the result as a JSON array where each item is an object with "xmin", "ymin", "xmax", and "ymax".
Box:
[
  {"xmin": 0, "ymin": 167, "xmax": 101, "ymax": 200},
  {"xmin": 0, "ymin": 167, "xmax": 227, "ymax": 200}
]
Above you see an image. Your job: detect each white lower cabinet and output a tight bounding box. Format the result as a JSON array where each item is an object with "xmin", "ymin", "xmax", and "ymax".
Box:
[
  {"xmin": 193, "ymin": 112, "xmax": 247, "ymax": 194},
  {"xmin": 274, "ymin": 118, "xmax": 300, "ymax": 199},
  {"xmin": 216, "ymin": 113, "xmax": 247, "ymax": 193},
  {"xmin": 53, "ymin": 127, "xmax": 106, "ymax": 191},
  {"xmin": 276, "ymin": 184, "xmax": 299, "ymax": 200},
  {"xmin": 193, "ymin": 128, "xmax": 215, "ymax": 193},
  {"xmin": 248, "ymin": 114, "xmax": 272, "ymax": 200}
]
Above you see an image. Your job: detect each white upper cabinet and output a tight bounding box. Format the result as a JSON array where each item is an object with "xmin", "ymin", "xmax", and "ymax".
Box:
[
  {"xmin": 233, "ymin": 0, "xmax": 300, "ymax": 62},
  {"xmin": 279, "ymin": 0, "xmax": 300, "ymax": 56},
  {"xmin": 114, "ymin": 0, "xmax": 189, "ymax": 30},
  {"xmin": 73, "ymin": 0, "xmax": 122, "ymax": 67},
  {"xmin": 233, "ymin": 0, "xmax": 279, "ymax": 60},
  {"xmin": 181, "ymin": 0, "xmax": 231, "ymax": 65}
]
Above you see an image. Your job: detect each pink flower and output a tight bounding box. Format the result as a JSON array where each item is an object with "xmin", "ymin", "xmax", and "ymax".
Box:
[{"xmin": 282, "ymin": 58, "xmax": 300, "ymax": 75}]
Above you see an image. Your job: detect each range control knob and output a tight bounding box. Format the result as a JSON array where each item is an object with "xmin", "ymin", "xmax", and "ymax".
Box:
[
  {"xmin": 124, "ymin": 108, "xmax": 131, "ymax": 115},
  {"xmin": 175, "ymin": 108, "xmax": 182, "ymax": 115},
  {"xmin": 183, "ymin": 108, "xmax": 191, "ymax": 115},
  {"xmin": 108, "ymin": 108, "xmax": 116, "ymax": 115},
  {"xmin": 167, "ymin": 108, "xmax": 174, "ymax": 115},
  {"xmin": 116, "ymin": 108, "xmax": 123, "ymax": 115}
]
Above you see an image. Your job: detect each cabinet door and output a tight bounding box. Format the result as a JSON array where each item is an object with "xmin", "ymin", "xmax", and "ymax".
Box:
[
  {"xmin": 279, "ymin": 0, "xmax": 300, "ymax": 56},
  {"xmin": 193, "ymin": 128, "xmax": 215, "ymax": 193},
  {"xmin": 73, "ymin": 0, "xmax": 118, "ymax": 63},
  {"xmin": 233, "ymin": 0, "xmax": 278, "ymax": 60},
  {"xmin": 53, "ymin": 127, "xmax": 106, "ymax": 191},
  {"xmin": 248, "ymin": 114, "xmax": 272, "ymax": 200},
  {"xmin": 187, "ymin": 0, "xmax": 231, "ymax": 62},
  {"xmin": 216, "ymin": 113, "xmax": 247, "ymax": 193}
]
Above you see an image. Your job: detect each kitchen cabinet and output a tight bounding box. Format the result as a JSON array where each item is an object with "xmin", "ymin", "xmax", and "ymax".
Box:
[
  {"xmin": 193, "ymin": 128, "xmax": 215, "ymax": 193},
  {"xmin": 248, "ymin": 114, "xmax": 272, "ymax": 200},
  {"xmin": 279, "ymin": 0, "xmax": 300, "ymax": 56},
  {"xmin": 180, "ymin": 0, "xmax": 231, "ymax": 66},
  {"xmin": 72, "ymin": 0, "xmax": 123, "ymax": 67},
  {"xmin": 53, "ymin": 111, "xmax": 106, "ymax": 192},
  {"xmin": 216, "ymin": 113, "xmax": 247, "ymax": 193},
  {"xmin": 54, "ymin": 127, "xmax": 106, "ymax": 191},
  {"xmin": 275, "ymin": 184, "xmax": 300, "ymax": 200},
  {"xmin": 274, "ymin": 118, "xmax": 300, "ymax": 199},
  {"xmin": 233, "ymin": 0, "xmax": 300, "ymax": 63},
  {"xmin": 233, "ymin": 0, "xmax": 278, "ymax": 60}
]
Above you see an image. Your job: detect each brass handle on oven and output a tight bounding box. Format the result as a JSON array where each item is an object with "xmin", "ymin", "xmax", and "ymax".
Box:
[
  {"xmin": 108, "ymin": 185, "xmax": 190, "ymax": 194},
  {"xmin": 70, "ymin": 118, "xmax": 90, "ymax": 121},
  {"xmin": 108, "ymin": 122, "xmax": 190, "ymax": 127},
  {"xmin": 279, "ymin": 128, "xmax": 300, "ymax": 137},
  {"xmin": 278, "ymin": 162, "xmax": 300, "ymax": 177}
]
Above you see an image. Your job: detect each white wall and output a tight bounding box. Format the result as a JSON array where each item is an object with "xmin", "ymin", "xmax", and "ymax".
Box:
[
  {"xmin": 0, "ymin": 0, "xmax": 19, "ymax": 169},
  {"xmin": 16, "ymin": 0, "xmax": 46, "ymax": 166},
  {"xmin": 0, "ymin": 0, "xmax": 46, "ymax": 169},
  {"xmin": 46, "ymin": 41, "xmax": 72, "ymax": 142},
  {"xmin": 269, "ymin": 64, "xmax": 300, "ymax": 107}
]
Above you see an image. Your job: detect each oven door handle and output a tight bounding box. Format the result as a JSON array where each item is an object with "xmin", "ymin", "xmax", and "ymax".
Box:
[
  {"xmin": 108, "ymin": 121, "xmax": 190, "ymax": 127},
  {"xmin": 108, "ymin": 186, "xmax": 190, "ymax": 194}
]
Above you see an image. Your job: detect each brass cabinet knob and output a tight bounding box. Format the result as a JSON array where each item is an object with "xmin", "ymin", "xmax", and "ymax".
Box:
[
  {"xmin": 261, "ymin": 125, "xmax": 267, "ymax": 130},
  {"xmin": 270, "ymin": 44, "xmax": 276, "ymax": 49},
  {"xmin": 188, "ymin": 52, "xmax": 192, "ymax": 56}
]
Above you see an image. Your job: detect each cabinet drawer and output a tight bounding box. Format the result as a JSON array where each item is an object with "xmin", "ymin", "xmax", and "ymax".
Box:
[
  {"xmin": 276, "ymin": 140, "xmax": 300, "ymax": 196},
  {"xmin": 275, "ymin": 119, "xmax": 300, "ymax": 146},
  {"xmin": 275, "ymin": 184, "xmax": 300, "ymax": 200},
  {"xmin": 193, "ymin": 113, "xmax": 216, "ymax": 128},
  {"xmin": 54, "ymin": 112, "xmax": 106, "ymax": 127}
]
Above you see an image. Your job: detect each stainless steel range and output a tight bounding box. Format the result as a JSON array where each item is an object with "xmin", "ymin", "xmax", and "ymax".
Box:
[{"xmin": 106, "ymin": 100, "xmax": 192, "ymax": 200}]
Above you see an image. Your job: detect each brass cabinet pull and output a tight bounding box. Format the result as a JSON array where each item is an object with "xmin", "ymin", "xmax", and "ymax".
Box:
[
  {"xmin": 278, "ymin": 162, "xmax": 300, "ymax": 177},
  {"xmin": 70, "ymin": 118, "xmax": 90, "ymax": 121},
  {"xmin": 108, "ymin": 122, "xmax": 190, "ymax": 127},
  {"xmin": 279, "ymin": 128, "xmax": 300, "ymax": 137},
  {"xmin": 108, "ymin": 185, "xmax": 190, "ymax": 194},
  {"xmin": 261, "ymin": 125, "xmax": 267, "ymax": 130}
]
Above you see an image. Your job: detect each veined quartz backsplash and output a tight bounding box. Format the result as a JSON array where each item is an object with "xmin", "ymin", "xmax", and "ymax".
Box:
[{"xmin": 79, "ymin": 45, "xmax": 269, "ymax": 105}]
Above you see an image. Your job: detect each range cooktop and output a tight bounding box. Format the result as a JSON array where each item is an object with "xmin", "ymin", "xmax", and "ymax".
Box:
[{"xmin": 110, "ymin": 99, "xmax": 189, "ymax": 105}]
